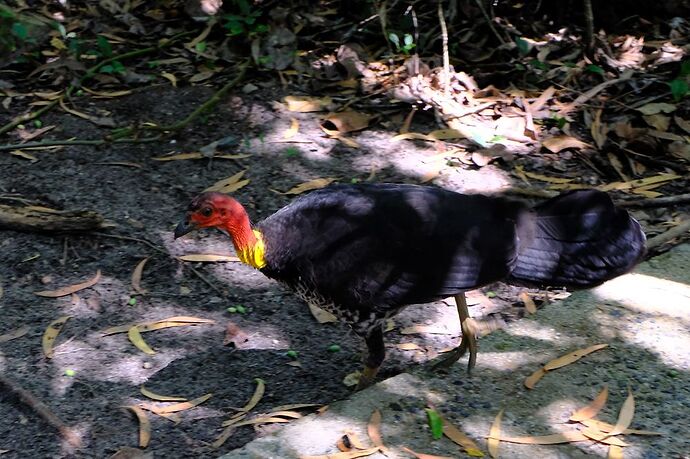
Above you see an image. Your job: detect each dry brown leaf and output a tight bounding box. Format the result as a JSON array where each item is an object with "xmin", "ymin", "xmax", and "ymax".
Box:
[
  {"xmin": 570, "ymin": 386, "xmax": 608, "ymax": 422},
  {"xmin": 34, "ymin": 270, "xmax": 101, "ymax": 297},
  {"xmin": 140, "ymin": 386, "xmax": 187, "ymax": 402},
  {"xmin": 10, "ymin": 150, "xmax": 38, "ymax": 162},
  {"xmin": 488, "ymin": 409, "xmax": 503, "ymax": 458},
  {"xmin": 496, "ymin": 431, "xmax": 589, "ymax": 444},
  {"xmin": 674, "ymin": 115, "xmax": 690, "ymax": 135},
  {"xmin": 125, "ymin": 405, "xmax": 151, "ymax": 448},
  {"xmin": 229, "ymin": 416, "xmax": 291, "ymax": 428},
  {"xmin": 367, "ymin": 409, "xmax": 386, "ymax": 451},
  {"xmin": 142, "ymin": 393, "xmax": 213, "ymax": 415},
  {"xmin": 0, "ymin": 325, "xmax": 31, "ymax": 344},
  {"xmin": 128, "ymin": 326, "xmax": 155, "ymax": 355},
  {"xmin": 541, "ymin": 135, "xmax": 590, "ymax": 153},
  {"xmin": 580, "ymin": 427, "xmax": 628, "ymax": 446},
  {"xmin": 442, "ymin": 417, "xmax": 484, "ymax": 456},
  {"xmin": 82, "ymin": 87, "xmax": 132, "ymax": 98},
  {"xmin": 342, "ymin": 430, "xmax": 368, "ymax": 450},
  {"xmin": 342, "ymin": 371, "xmax": 361, "ymax": 387},
  {"xmin": 224, "ymin": 321, "xmax": 249, "ymax": 348},
  {"xmin": 543, "ymin": 344, "xmax": 608, "ymax": 371},
  {"xmin": 590, "ymin": 109, "xmax": 609, "ymax": 149},
  {"xmin": 322, "ymin": 111, "xmax": 371, "ymax": 133},
  {"xmin": 400, "ymin": 325, "xmax": 452, "ymax": 335},
  {"xmin": 642, "ymin": 114, "xmax": 670, "ymax": 131},
  {"xmin": 308, "ymin": 303, "xmax": 338, "ymax": 323},
  {"xmin": 276, "ymin": 178, "xmax": 337, "ymax": 195},
  {"xmin": 401, "ymin": 447, "xmax": 454, "ymax": 459},
  {"xmin": 269, "ymin": 403, "xmax": 323, "ymax": 412},
  {"xmin": 428, "ymin": 129, "xmax": 465, "ymax": 140},
  {"xmin": 608, "ymin": 445, "xmax": 624, "ymax": 459},
  {"xmin": 102, "ymin": 316, "xmax": 214, "ymax": 335},
  {"xmin": 131, "ymin": 257, "xmax": 150, "ymax": 295},
  {"xmin": 178, "ymin": 254, "xmax": 240, "ymax": 263},
  {"xmin": 300, "ymin": 447, "xmax": 380, "ymax": 459},
  {"xmin": 284, "ymin": 118, "xmax": 299, "ymax": 139},
  {"xmin": 264, "ymin": 410, "xmax": 303, "ymax": 419},
  {"xmin": 519, "ymin": 292, "xmax": 537, "ymax": 314},
  {"xmin": 635, "ymin": 102, "xmax": 676, "ymax": 115},
  {"xmin": 580, "ymin": 419, "xmax": 661, "ymax": 436},
  {"xmin": 606, "ymin": 387, "xmax": 635, "ymax": 437},
  {"xmin": 221, "ymin": 378, "xmax": 265, "ymax": 425},
  {"xmin": 205, "ymin": 170, "xmax": 250, "ymax": 193},
  {"xmin": 396, "ymin": 342, "xmax": 422, "ymax": 350},
  {"xmin": 42, "ymin": 316, "xmax": 71, "ymax": 359},
  {"xmin": 284, "ymin": 95, "xmax": 332, "ymax": 112},
  {"xmin": 153, "ymin": 152, "xmax": 204, "ymax": 161}
]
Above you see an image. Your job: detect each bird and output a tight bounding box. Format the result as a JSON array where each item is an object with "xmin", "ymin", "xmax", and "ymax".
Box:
[{"xmin": 174, "ymin": 183, "xmax": 646, "ymax": 389}]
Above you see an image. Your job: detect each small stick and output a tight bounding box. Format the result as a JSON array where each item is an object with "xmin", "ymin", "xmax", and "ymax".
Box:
[
  {"xmin": 437, "ymin": 0, "xmax": 450, "ymax": 97},
  {"xmin": 618, "ymin": 193, "xmax": 690, "ymax": 208},
  {"xmin": 0, "ymin": 373, "xmax": 81, "ymax": 448},
  {"xmin": 646, "ymin": 219, "xmax": 690, "ymax": 251}
]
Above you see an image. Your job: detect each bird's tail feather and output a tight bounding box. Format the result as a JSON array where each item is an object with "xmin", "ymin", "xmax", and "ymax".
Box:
[{"xmin": 507, "ymin": 190, "xmax": 646, "ymax": 289}]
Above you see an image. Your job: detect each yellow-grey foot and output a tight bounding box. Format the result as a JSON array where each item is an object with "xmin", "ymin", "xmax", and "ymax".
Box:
[{"xmin": 355, "ymin": 365, "xmax": 380, "ymax": 391}]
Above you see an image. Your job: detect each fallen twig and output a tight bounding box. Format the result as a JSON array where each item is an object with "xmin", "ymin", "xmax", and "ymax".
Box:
[
  {"xmin": 0, "ymin": 373, "xmax": 81, "ymax": 448},
  {"xmin": 619, "ymin": 193, "xmax": 690, "ymax": 208},
  {"xmin": 646, "ymin": 218, "xmax": 690, "ymax": 251},
  {"xmin": 0, "ymin": 204, "xmax": 109, "ymax": 232},
  {"xmin": 0, "ymin": 136, "xmax": 161, "ymax": 152}
]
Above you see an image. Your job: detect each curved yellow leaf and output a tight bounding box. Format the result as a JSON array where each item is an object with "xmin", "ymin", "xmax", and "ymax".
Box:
[
  {"xmin": 131, "ymin": 257, "xmax": 150, "ymax": 294},
  {"xmin": 543, "ymin": 344, "xmax": 608, "ymax": 371},
  {"xmin": 128, "ymin": 326, "xmax": 155, "ymax": 355},
  {"xmin": 35, "ymin": 270, "xmax": 101, "ymax": 298},
  {"xmin": 570, "ymin": 385, "xmax": 608, "ymax": 422},
  {"xmin": 488, "ymin": 409, "xmax": 504, "ymax": 458},
  {"xmin": 42, "ymin": 316, "xmax": 71, "ymax": 358},
  {"xmin": 125, "ymin": 405, "xmax": 151, "ymax": 448},
  {"xmin": 606, "ymin": 387, "xmax": 635, "ymax": 437},
  {"xmin": 140, "ymin": 386, "xmax": 187, "ymax": 402}
]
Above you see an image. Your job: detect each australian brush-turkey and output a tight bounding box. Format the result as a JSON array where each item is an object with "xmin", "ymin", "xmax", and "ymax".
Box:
[{"xmin": 174, "ymin": 184, "xmax": 646, "ymax": 389}]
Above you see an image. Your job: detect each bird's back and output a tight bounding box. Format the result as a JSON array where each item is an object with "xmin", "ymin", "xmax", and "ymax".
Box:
[{"xmin": 257, "ymin": 184, "xmax": 527, "ymax": 318}]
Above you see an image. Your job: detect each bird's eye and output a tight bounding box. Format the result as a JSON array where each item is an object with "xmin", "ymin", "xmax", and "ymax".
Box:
[{"xmin": 201, "ymin": 207, "xmax": 213, "ymax": 217}]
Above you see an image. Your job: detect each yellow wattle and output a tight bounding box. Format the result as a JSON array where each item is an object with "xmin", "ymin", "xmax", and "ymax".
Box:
[{"xmin": 237, "ymin": 229, "xmax": 266, "ymax": 269}]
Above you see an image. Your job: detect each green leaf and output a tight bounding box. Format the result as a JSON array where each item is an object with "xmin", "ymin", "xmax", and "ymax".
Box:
[
  {"xmin": 425, "ymin": 408, "xmax": 443, "ymax": 440},
  {"xmin": 11, "ymin": 22, "xmax": 27, "ymax": 40},
  {"xmin": 97, "ymin": 35, "xmax": 112, "ymax": 57},
  {"xmin": 286, "ymin": 350, "xmax": 298, "ymax": 359},
  {"xmin": 585, "ymin": 64, "xmax": 604, "ymax": 75},
  {"xmin": 669, "ymin": 79, "xmax": 689, "ymax": 102},
  {"xmin": 404, "ymin": 34, "xmax": 414, "ymax": 46},
  {"xmin": 515, "ymin": 37, "xmax": 529, "ymax": 56},
  {"xmin": 388, "ymin": 32, "xmax": 400, "ymax": 49},
  {"xmin": 327, "ymin": 344, "xmax": 341, "ymax": 352},
  {"xmin": 195, "ymin": 41, "xmax": 207, "ymax": 53}
]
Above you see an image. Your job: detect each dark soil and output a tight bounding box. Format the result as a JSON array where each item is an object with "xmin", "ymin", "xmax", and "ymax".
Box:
[{"xmin": 0, "ymin": 84, "xmax": 536, "ymax": 458}]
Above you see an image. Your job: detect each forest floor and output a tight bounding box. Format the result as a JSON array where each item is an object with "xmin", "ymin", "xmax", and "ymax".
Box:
[{"xmin": 0, "ymin": 2, "xmax": 689, "ymax": 458}]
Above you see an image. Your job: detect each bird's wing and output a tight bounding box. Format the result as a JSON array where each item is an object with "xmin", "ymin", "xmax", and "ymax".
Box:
[{"xmin": 259, "ymin": 184, "xmax": 524, "ymax": 309}]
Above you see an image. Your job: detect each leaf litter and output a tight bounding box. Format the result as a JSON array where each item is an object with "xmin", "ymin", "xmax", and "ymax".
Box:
[{"xmin": 34, "ymin": 270, "xmax": 101, "ymax": 297}]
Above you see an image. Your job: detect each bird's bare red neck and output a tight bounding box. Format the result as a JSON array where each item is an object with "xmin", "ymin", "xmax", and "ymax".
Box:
[{"xmin": 222, "ymin": 200, "xmax": 257, "ymax": 252}]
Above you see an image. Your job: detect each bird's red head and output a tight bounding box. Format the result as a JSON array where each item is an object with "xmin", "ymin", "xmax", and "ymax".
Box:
[{"xmin": 174, "ymin": 192, "xmax": 246, "ymax": 239}]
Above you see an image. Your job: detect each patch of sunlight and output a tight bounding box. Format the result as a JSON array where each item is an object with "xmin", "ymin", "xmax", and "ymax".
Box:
[
  {"xmin": 478, "ymin": 351, "xmax": 553, "ymax": 372},
  {"xmin": 50, "ymin": 339, "xmax": 185, "ymax": 395},
  {"xmin": 593, "ymin": 273, "xmax": 690, "ymax": 320},
  {"xmin": 504, "ymin": 320, "xmax": 569, "ymax": 344},
  {"xmin": 593, "ymin": 273, "xmax": 690, "ymax": 369}
]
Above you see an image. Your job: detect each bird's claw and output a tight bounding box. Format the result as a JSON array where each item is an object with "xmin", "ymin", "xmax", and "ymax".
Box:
[
  {"xmin": 433, "ymin": 317, "xmax": 478, "ymax": 373},
  {"xmin": 355, "ymin": 365, "xmax": 379, "ymax": 391}
]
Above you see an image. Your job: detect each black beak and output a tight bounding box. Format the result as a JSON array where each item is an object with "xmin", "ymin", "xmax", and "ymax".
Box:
[{"xmin": 174, "ymin": 217, "xmax": 197, "ymax": 239}]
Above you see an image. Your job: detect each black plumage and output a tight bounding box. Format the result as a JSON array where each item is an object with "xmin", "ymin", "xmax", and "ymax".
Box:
[{"xmin": 175, "ymin": 183, "xmax": 646, "ymax": 388}]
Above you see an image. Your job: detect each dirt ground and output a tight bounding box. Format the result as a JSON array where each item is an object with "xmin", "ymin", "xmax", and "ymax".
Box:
[{"xmin": 0, "ymin": 84, "xmax": 551, "ymax": 458}]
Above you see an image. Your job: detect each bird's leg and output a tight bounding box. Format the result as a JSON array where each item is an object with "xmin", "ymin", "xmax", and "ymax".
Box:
[
  {"xmin": 356, "ymin": 324, "xmax": 385, "ymax": 391},
  {"xmin": 433, "ymin": 292, "xmax": 478, "ymax": 372}
]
